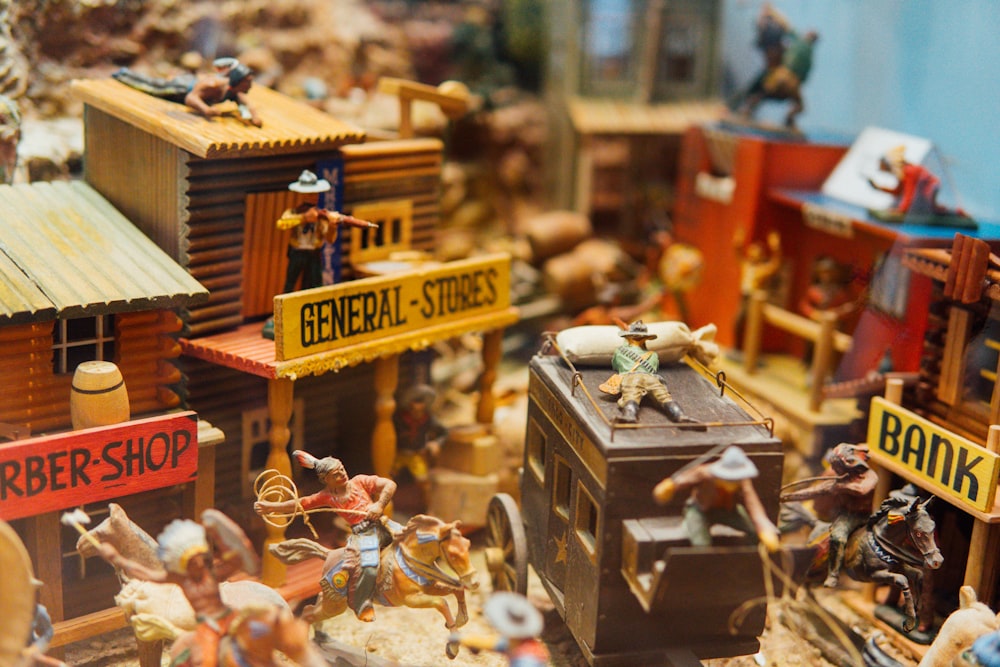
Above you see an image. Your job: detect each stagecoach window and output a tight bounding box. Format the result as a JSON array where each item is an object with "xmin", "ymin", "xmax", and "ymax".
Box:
[
  {"xmin": 575, "ymin": 483, "xmax": 598, "ymax": 559},
  {"xmin": 526, "ymin": 418, "xmax": 546, "ymax": 483},
  {"xmin": 554, "ymin": 457, "xmax": 571, "ymax": 519},
  {"xmin": 52, "ymin": 315, "xmax": 116, "ymax": 375}
]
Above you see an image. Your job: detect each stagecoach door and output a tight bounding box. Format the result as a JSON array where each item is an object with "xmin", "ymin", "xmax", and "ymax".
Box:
[{"xmin": 544, "ymin": 455, "xmax": 572, "ymax": 597}]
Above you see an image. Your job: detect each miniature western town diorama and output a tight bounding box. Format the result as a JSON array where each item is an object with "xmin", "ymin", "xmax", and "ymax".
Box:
[{"xmin": 2, "ymin": 2, "xmax": 1000, "ymax": 667}]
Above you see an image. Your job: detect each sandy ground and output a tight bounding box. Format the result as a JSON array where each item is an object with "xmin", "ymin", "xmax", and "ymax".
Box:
[{"xmin": 63, "ymin": 546, "xmax": 920, "ymax": 667}]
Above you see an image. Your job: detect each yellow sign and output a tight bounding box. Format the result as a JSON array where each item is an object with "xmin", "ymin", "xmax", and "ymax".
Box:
[
  {"xmin": 868, "ymin": 396, "xmax": 1000, "ymax": 512},
  {"xmin": 274, "ymin": 254, "xmax": 511, "ymax": 361}
]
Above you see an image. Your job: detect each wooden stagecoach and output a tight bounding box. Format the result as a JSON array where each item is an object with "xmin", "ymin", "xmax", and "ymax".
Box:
[{"xmin": 485, "ymin": 341, "xmax": 784, "ymax": 666}]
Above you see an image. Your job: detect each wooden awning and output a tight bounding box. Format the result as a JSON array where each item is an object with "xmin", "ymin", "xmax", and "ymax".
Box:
[
  {"xmin": 568, "ymin": 96, "xmax": 726, "ymax": 135},
  {"xmin": 0, "ymin": 181, "xmax": 208, "ymax": 324}
]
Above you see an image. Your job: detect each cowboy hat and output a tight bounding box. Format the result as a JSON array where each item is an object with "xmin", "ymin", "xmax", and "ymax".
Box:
[
  {"xmin": 619, "ymin": 320, "xmax": 658, "ymax": 340},
  {"xmin": 709, "ymin": 446, "xmax": 759, "ymax": 481},
  {"xmin": 483, "ymin": 592, "xmax": 544, "ymax": 639},
  {"xmin": 289, "ymin": 169, "xmax": 331, "ymax": 194}
]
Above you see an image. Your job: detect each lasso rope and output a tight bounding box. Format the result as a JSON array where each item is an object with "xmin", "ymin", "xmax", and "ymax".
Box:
[{"xmin": 253, "ymin": 468, "xmax": 372, "ymax": 540}]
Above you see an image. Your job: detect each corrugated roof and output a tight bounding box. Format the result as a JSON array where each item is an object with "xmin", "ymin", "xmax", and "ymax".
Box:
[
  {"xmin": 0, "ymin": 181, "xmax": 208, "ymax": 323},
  {"xmin": 72, "ymin": 78, "xmax": 366, "ymax": 160}
]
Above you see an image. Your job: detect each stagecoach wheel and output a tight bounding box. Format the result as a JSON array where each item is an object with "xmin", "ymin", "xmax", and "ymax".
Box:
[{"xmin": 484, "ymin": 493, "xmax": 528, "ymax": 595}]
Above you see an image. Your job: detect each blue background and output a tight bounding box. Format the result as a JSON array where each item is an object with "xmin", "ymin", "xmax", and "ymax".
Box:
[{"xmin": 719, "ymin": 0, "xmax": 1000, "ymax": 220}]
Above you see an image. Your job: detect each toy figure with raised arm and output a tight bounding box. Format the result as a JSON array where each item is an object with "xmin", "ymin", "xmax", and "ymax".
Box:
[
  {"xmin": 90, "ymin": 509, "xmax": 322, "ymax": 667},
  {"xmin": 781, "ymin": 443, "xmax": 878, "ymax": 587},
  {"xmin": 600, "ymin": 320, "xmax": 704, "ymax": 428},
  {"xmin": 254, "ymin": 450, "xmax": 397, "ymax": 622},
  {"xmin": 654, "ymin": 446, "xmax": 781, "ymax": 551},
  {"xmin": 450, "ymin": 592, "xmax": 550, "ymax": 666}
]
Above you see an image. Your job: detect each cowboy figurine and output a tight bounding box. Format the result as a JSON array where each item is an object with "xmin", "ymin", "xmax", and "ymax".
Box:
[
  {"xmin": 277, "ymin": 170, "xmax": 379, "ymax": 293},
  {"xmin": 112, "ymin": 58, "xmax": 262, "ymax": 127},
  {"xmin": 781, "ymin": 443, "xmax": 878, "ymax": 587},
  {"xmin": 392, "ymin": 384, "xmax": 448, "ymax": 504},
  {"xmin": 654, "ymin": 446, "xmax": 781, "ymax": 552},
  {"xmin": 254, "ymin": 450, "xmax": 397, "ymax": 622},
  {"xmin": 601, "ymin": 320, "xmax": 703, "ymax": 427},
  {"xmin": 450, "ymin": 592, "xmax": 550, "ymax": 666},
  {"xmin": 94, "ymin": 510, "xmax": 259, "ymax": 667}
]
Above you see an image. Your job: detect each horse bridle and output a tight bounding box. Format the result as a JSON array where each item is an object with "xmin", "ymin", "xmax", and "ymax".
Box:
[
  {"xmin": 397, "ymin": 528, "xmax": 467, "ymax": 589},
  {"xmin": 870, "ymin": 512, "xmax": 940, "ymax": 569}
]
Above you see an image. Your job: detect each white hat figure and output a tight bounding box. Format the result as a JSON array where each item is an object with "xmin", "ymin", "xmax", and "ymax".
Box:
[
  {"xmin": 709, "ymin": 446, "xmax": 759, "ymax": 481},
  {"xmin": 289, "ymin": 169, "xmax": 331, "ymax": 194},
  {"xmin": 483, "ymin": 592, "xmax": 544, "ymax": 639}
]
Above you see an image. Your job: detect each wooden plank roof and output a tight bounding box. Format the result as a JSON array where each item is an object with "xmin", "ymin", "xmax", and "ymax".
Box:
[
  {"xmin": 568, "ymin": 97, "xmax": 727, "ymax": 135},
  {"xmin": 904, "ymin": 247, "xmax": 1000, "ymax": 303},
  {"xmin": 0, "ymin": 181, "xmax": 208, "ymax": 323},
  {"xmin": 72, "ymin": 78, "xmax": 366, "ymax": 160}
]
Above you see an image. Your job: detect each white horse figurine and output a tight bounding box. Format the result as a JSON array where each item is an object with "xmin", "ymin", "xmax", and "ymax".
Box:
[{"xmin": 76, "ymin": 504, "xmax": 288, "ymax": 667}]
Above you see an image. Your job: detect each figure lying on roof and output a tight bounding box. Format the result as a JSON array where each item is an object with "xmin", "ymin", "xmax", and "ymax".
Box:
[{"xmin": 112, "ymin": 57, "xmax": 262, "ymax": 127}]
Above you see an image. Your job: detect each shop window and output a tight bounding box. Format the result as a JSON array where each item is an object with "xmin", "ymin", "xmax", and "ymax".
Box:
[
  {"xmin": 869, "ymin": 252, "xmax": 911, "ymax": 319},
  {"xmin": 526, "ymin": 418, "xmax": 546, "ymax": 483},
  {"xmin": 349, "ymin": 199, "xmax": 413, "ymax": 265},
  {"xmin": 575, "ymin": 482, "xmax": 599, "ymax": 559},
  {"xmin": 52, "ymin": 315, "xmax": 115, "ymax": 375},
  {"xmin": 241, "ymin": 399, "xmax": 305, "ymax": 498},
  {"xmin": 581, "ymin": 0, "xmax": 638, "ymax": 98},
  {"xmin": 553, "ymin": 456, "xmax": 571, "ymax": 520}
]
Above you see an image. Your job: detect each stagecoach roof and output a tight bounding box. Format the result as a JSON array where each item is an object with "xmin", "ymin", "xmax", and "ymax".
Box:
[
  {"xmin": 530, "ymin": 355, "xmax": 781, "ymax": 460},
  {"xmin": 0, "ymin": 181, "xmax": 208, "ymax": 324},
  {"xmin": 72, "ymin": 78, "xmax": 366, "ymax": 160}
]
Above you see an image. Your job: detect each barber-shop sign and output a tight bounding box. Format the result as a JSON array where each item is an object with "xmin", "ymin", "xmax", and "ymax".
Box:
[{"xmin": 0, "ymin": 412, "xmax": 199, "ymax": 520}]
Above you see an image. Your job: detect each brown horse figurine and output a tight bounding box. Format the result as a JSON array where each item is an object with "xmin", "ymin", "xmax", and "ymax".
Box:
[
  {"xmin": 166, "ymin": 605, "xmax": 326, "ymax": 667},
  {"xmin": 802, "ymin": 496, "xmax": 942, "ymax": 632},
  {"xmin": 271, "ymin": 514, "xmax": 478, "ymax": 657}
]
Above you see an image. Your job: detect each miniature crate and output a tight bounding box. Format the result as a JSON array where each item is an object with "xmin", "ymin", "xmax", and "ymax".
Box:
[
  {"xmin": 427, "ymin": 468, "xmax": 499, "ymax": 527},
  {"xmin": 437, "ymin": 424, "xmax": 504, "ymax": 476}
]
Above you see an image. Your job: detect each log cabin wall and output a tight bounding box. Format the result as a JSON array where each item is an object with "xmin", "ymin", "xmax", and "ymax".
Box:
[
  {"xmin": 0, "ymin": 310, "xmax": 189, "ymax": 435},
  {"xmin": 340, "ymin": 138, "xmax": 443, "ymax": 270}
]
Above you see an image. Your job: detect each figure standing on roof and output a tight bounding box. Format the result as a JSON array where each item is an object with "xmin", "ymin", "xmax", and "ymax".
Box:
[
  {"xmin": 734, "ymin": 2, "xmax": 818, "ymax": 128},
  {"xmin": 781, "ymin": 443, "xmax": 877, "ymax": 587},
  {"xmin": 254, "ymin": 450, "xmax": 397, "ymax": 622},
  {"xmin": 93, "ymin": 510, "xmax": 260, "ymax": 667},
  {"xmin": 112, "ymin": 58, "xmax": 262, "ymax": 127},
  {"xmin": 599, "ymin": 320, "xmax": 704, "ymax": 427},
  {"xmin": 450, "ymin": 592, "xmax": 550, "ymax": 666},
  {"xmin": 653, "ymin": 446, "xmax": 781, "ymax": 551},
  {"xmin": 867, "ymin": 145, "xmax": 970, "ymax": 219}
]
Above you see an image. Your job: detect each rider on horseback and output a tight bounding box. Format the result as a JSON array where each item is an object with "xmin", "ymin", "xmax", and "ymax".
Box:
[
  {"xmin": 781, "ymin": 443, "xmax": 878, "ymax": 587},
  {"xmin": 95, "ymin": 511, "xmax": 260, "ymax": 667},
  {"xmin": 254, "ymin": 450, "xmax": 397, "ymax": 622}
]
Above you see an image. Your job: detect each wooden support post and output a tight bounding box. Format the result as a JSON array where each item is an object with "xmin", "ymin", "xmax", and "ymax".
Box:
[
  {"xmin": 866, "ymin": 377, "xmax": 905, "ymax": 603},
  {"xmin": 24, "ymin": 513, "xmax": 64, "ymax": 623},
  {"xmin": 372, "ymin": 354, "xmax": 400, "ymax": 479},
  {"xmin": 809, "ymin": 310, "xmax": 837, "ymax": 412},
  {"xmin": 574, "ymin": 134, "xmax": 594, "ymax": 216},
  {"xmin": 744, "ymin": 290, "xmax": 766, "ymax": 374},
  {"xmin": 262, "ymin": 377, "xmax": 294, "ymax": 587},
  {"xmin": 477, "ymin": 328, "xmax": 503, "ymax": 425},
  {"xmin": 964, "ymin": 425, "xmax": 1000, "ymax": 607},
  {"xmin": 938, "ymin": 306, "xmax": 971, "ymax": 405}
]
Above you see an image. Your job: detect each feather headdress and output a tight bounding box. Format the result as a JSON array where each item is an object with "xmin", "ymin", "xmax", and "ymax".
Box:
[{"xmin": 157, "ymin": 519, "xmax": 209, "ymax": 575}]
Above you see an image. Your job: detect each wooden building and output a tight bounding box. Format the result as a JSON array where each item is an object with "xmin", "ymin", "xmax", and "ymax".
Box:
[
  {"xmin": 544, "ymin": 0, "xmax": 725, "ymax": 234},
  {"xmin": 0, "ymin": 180, "xmax": 213, "ymax": 634},
  {"xmin": 865, "ymin": 235, "xmax": 1000, "ymax": 612},
  {"xmin": 71, "ymin": 79, "xmax": 518, "ymax": 584}
]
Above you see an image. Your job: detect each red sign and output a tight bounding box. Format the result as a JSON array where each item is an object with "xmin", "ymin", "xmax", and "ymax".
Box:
[{"xmin": 0, "ymin": 412, "xmax": 199, "ymax": 521}]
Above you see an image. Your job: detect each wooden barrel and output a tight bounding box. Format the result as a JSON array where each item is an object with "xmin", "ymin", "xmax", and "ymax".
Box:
[{"xmin": 70, "ymin": 361, "xmax": 130, "ymax": 429}]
